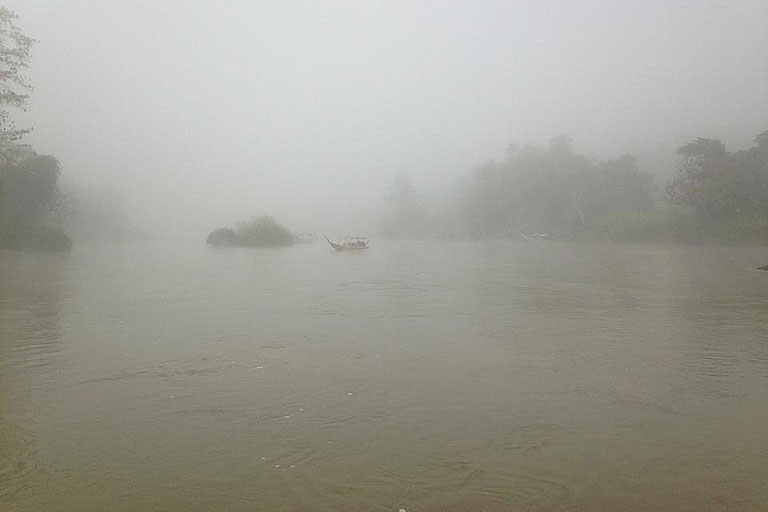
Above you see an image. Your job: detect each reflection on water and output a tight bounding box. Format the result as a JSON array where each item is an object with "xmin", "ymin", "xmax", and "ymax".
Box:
[{"xmin": 1, "ymin": 240, "xmax": 767, "ymax": 511}]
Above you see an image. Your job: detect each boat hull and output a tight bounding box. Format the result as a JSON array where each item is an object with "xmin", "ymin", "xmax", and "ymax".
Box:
[{"xmin": 325, "ymin": 237, "xmax": 369, "ymax": 251}]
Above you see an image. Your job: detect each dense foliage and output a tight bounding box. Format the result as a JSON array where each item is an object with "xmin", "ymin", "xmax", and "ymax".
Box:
[
  {"xmin": 206, "ymin": 227, "xmax": 237, "ymax": 246},
  {"xmin": 383, "ymin": 131, "xmax": 768, "ymax": 244},
  {"xmin": 0, "ymin": 7, "xmax": 35, "ymax": 143},
  {"xmin": 457, "ymin": 136, "xmax": 653, "ymax": 239},
  {"xmin": 667, "ymin": 133, "xmax": 768, "ymax": 221},
  {"xmin": 207, "ymin": 216, "xmax": 294, "ymax": 247},
  {"xmin": 0, "ymin": 150, "xmax": 70, "ymax": 250},
  {"xmin": 0, "ymin": 7, "xmax": 70, "ymax": 251}
]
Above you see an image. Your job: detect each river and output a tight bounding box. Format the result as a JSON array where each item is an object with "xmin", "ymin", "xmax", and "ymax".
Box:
[{"xmin": 1, "ymin": 240, "xmax": 767, "ymax": 511}]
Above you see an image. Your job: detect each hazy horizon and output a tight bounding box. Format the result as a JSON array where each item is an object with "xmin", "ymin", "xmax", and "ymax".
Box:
[
  {"xmin": 7, "ymin": 0, "xmax": 768, "ymax": 236},
  {"xmin": 4, "ymin": 4, "xmax": 768, "ymax": 510}
]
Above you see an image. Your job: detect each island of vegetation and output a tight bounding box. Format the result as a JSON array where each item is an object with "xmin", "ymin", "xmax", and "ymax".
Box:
[{"xmin": 206, "ymin": 216, "xmax": 295, "ymax": 247}]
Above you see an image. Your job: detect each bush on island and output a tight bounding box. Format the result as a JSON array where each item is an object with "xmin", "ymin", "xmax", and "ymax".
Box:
[
  {"xmin": 206, "ymin": 216, "xmax": 294, "ymax": 247},
  {"xmin": 235, "ymin": 216, "xmax": 294, "ymax": 247},
  {"xmin": 206, "ymin": 227, "xmax": 237, "ymax": 246}
]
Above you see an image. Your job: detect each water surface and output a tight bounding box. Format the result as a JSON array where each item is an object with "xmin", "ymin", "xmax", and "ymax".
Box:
[{"xmin": 1, "ymin": 240, "xmax": 767, "ymax": 511}]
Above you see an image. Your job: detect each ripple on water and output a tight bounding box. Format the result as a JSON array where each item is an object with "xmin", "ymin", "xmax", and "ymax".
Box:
[
  {"xmin": 282, "ymin": 452, "xmax": 578, "ymax": 512},
  {"xmin": 3, "ymin": 242, "xmax": 768, "ymax": 512},
  {"xmin": 0, "ymin": 425, "xmax": 40, "ymax": 504},
  {"xmin": 1, "ymin": 330, "xmax": 62, "ymax": 370}
]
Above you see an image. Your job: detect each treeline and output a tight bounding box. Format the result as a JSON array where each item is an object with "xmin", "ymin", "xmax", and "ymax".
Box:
[
  {"xmin": 382, "ymin": 131, "xmax": 768, "ymax": 244},
  {"xmin": 0, "ymin": 7, "xmax": 70, "ymax": 251},
  {"xmin": 665, "ymin": 133, "xmax": 768, "ymax": 243},
  {"xmin": 458, "ymin": 135, "xmax": 653, "ymax": 239}
]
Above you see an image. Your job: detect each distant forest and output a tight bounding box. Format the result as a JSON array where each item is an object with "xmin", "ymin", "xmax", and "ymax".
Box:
[
  {"xmin": 381, "ymin": 131, "xmax": 768, "ymax": 244},
  {"xmin": 2, "ymin": 5, "xmax": 767, "ymax": 250}
]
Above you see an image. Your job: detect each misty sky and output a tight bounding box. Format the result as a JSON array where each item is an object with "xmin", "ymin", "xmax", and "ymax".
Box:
[{"xmin": 7, "ymin": 0, "xmax": 768, "ymax": 235}]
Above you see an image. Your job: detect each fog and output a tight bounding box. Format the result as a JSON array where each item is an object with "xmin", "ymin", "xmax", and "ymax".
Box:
[
  {"xmin": 7, "ymin": 0, "xmax": 768, "ymax": 236},
  {"xmin": 5, "ymin": 3, "xmax": 768, "ymax": 510}
]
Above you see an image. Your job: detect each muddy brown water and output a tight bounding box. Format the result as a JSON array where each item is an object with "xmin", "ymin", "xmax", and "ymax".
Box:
[{"xmin": 1, "ymin": 240, "xmax": 767, "ymax": 511}]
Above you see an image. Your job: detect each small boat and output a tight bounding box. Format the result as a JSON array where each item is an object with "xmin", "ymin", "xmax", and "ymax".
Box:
[
  {"xmin": 324, "ymin": 235, "xmax": 369, "ymax": 251},
  {"xmin": 520, "ymin": 232, "xmax": 554, "ymax": 241}
]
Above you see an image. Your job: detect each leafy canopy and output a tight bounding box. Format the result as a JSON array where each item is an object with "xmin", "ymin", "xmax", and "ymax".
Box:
[{"xmin": 0, "ymin": 7, "xmax": 35, "ymax": 143}]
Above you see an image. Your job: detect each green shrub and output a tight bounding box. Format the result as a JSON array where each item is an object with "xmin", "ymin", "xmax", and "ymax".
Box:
[
  {"xmin": 233, "ymin": 216, "xmax": 294, "ymax": 247},
  {"xmin": 206, "ymin": 227, "xmax": 237, "ymax": 246}
]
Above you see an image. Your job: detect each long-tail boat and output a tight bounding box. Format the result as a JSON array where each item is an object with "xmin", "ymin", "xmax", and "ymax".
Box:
[{"xmin": 324, "ymin": 235, "xmax": 369, "ymax": 251}]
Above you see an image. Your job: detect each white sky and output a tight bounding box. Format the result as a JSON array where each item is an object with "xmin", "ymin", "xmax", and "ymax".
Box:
[{"xmin": 6, "ymin": 0, "xmax": 768, "ymax": 234}]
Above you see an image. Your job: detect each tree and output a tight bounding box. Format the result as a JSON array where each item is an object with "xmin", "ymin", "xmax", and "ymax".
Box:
[
  {"xmin": 0, "ymin": 10, "xmax": 69, "ymax": 250},
  {"xmin": 591, "ymin": 154, "xmax": 653, "ymax": 215},
  {"xmin": 460, "ymin": 137, "xmax": 653, "ymax": 237},
  {"xmin": 667, "ymin": 138, "xmax": 730, "ymax": 219},
  {"xmin": 0, "ymin": 151, "xmax": 69, "ymax": 249},
  {"xmin": 380, "ymin": 174, "xmax": 429, "ymax": 237},
  {"xmin": 0, "ymin": 7, "xmax": 35, "ymax": 144},
  {"xmin": 667, "ymin": 135, "xmax": 768, "ymax": 222}
]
